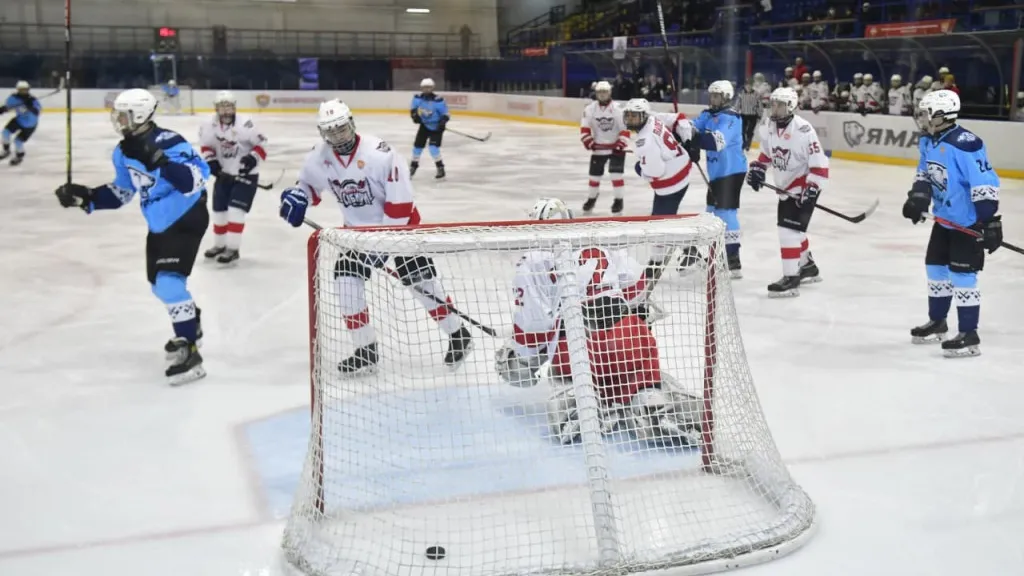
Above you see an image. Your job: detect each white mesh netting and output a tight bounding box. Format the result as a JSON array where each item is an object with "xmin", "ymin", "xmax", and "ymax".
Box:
[
  {"xmin": 147, "ymin": 84, "xmax": 194, "ymax": 116},
  {"xmin": 283, "ymin": 213, "xmax": 815, "ymax": 576}
]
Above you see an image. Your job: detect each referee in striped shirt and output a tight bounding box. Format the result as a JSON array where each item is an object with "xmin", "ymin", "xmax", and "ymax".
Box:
[{"xmin": 736, "ymin": 80, "xmax": 760, "ymax": 151}]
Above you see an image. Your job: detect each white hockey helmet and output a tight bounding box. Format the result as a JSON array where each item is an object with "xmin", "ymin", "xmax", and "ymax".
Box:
[
  {"xmin": 420, "ymin": 78, "xmax": 435, "ymax": 91},
  {"xmin": 853, "ymin": 72, "xmax": 864, "ymax": 83},
  {"xmin": 919, "ymin": 75, "xmax": 933, "ymax": 88},
  {"xmin": 595, "ymin": 80, "xmax": 612, "ymax": 102},
  {"xmin": 15, "ymin": 80, "xmax": 29, "ymax": 92},
  {"xmin": 528, "ymin": 198, "xmax": 574, "ymax": 220},
  {"xmin": 708, "ymin": 80, "xmax": 734, "ymax": 110},
  {"xmin": 916, "ymin": 89, "xmax": 960, "ymax": 135},
  {"xmin": 938, "ymin": 66, "xmax": 950, "ymax": 77},
  {"xmin": 752, "ymin": 72, "xmax": 765, "ymax": 83},
  {"xmin": 890, "ymin": 74, "xmax": 902, "ymax": 87},
  {"xmin": 317, "ymin": 99, "xmax": 357, "ymax": 153},
  {"xmin": 110, "ymin": 88, "xmax": 158, "ymax": 136},
  {"xmin": 622, "ymin": 98, "xmax": 651, "ymax": 132},
  {"xmin": 214, "ymin": 90, "xmax": 237, "ymax": 123},
  {"xmin": 800, "ymin": 72, "xmax": 811, "ymax": 82},
  {"xmin": 769, "ymin": 87, "xmax": 799, "ymax": 123},
  {"xmin": 863, "ymin": 73, "xmax": 874, "ymax": 84},
  {"xmin": 167, "ymin": 79, "xmax": 177, "ymax": 86},
  {"xmin": 784, "ymin": 66, "xmax": 794, "ymax": 76},
  {"xmin": 812, "ymin": 70, "xmax": 822, "ymax": 80}
]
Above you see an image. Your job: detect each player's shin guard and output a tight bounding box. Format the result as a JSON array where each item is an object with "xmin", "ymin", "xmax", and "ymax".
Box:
[
  {"xmin": 412, "ymin": 147, "xmax": 424, "ymax": 162},
  {"xmin": 412, "ymin": 278, "xmax": 462, "ymax": 335},
  {"xmin": 715, "ymin": 208, "xmax": 741, "ymax": 258},
  {"xmin": 798, "ymin": 236, "xmax": 810, "ymax": 266},
  {"xmin": 587, "ymin": 178, "xmax": 600, "ymax": 199},
  {"xmin": 336, "ymin": 276, "xmax": 376, "ymax": 347},
  {"xmin": 926, "ymin": 264, "xmax": 953, "ymax": 321},
  {"xmin": 1, "ymin": 129, "xmax": 11, "ymax": 147},
  {"xmin": 611, "ymin": 179, "xmax": 625, "ymax": 200},
  {"xmin": 428, "ymin": 144, "xmax": 442, "ymax": 162},
  {"xmin": 225, "ymin": 206, "xmax": 246, "ymax": 251},
  {"xmin": 152, "ymin": 272, "xmax": 199, "ymax": 343},
  {"xmin": 211, "ymin": 211, "xmax": 228, "ymax": 249},
  {"xmin": 950, "ymin": 271, "xmax": 980, "ymax": 333},
  {"xmin": 778, "ymin": 227, "xmax": 803, "ymax": 277}
]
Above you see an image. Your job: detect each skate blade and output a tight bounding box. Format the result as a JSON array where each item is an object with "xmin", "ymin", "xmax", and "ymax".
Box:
[
  {"xmin": 911, "ymin": 333, "xmax": 947, "ymax": 345},
  {"xmin": 338, "ymin": 364, "xmax": 378, "ymax": 378},
  {"xmin": 943, "ymin": 346, "xmax": 981, "ymax": 358},
  {"xmin": 800, "ymin": 276, "xmax": 822, "ymax": 284},
  {"xmin": 767, "ymin": 289, "xmax": 800, "ymax": 298},
  {"xmin": 216, "ymin": 259, "xmax": 240, "ymax": 267},
  {"xmin": 168, "ymin": 366, "xmax": 207, "ymax": 386},
  {"xmin": 729, "ymin": 270, "xmax": 743, "ymax": 280}
]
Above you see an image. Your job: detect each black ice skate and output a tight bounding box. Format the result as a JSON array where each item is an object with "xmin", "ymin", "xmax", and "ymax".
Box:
[
  {"xmin": 435, "ymin": 161, "xmax": 446, "ymax": 180},
  {"xmin": 610, "ymin": 198, "xmax": 624, "ymax": 215},
  {"xmin": 767, "ymin": 275, "xmax": 801, "ymax": 297},
  {"xmin": 727, "ymin": 253, "xmax": 742, "ymax": 279},
  {"xmin": 165, "ymin": 308, "xmax": 204, "ymax": 359},
  {"xmin": 444, "ymin": 327, "xmax": 473, "ymax": 368},
  {"xmin": 216, "ymin": 249, "xmax": 240, "ymax": 265},
  {"xmin": 582, "ymin": 196, "xmax": 598, "ymax": 214},
  {"xmin": 910, "ymin": 319, "xmax": 948, "ymax": 344},
  {"xmin": 204, "ymin": 245, "xmax": 227, "ymax": 259},
  {"xmin": 0, "ymin": 146, "xmax": 9, "ymax": 161},
  {"xmin": 164, "ymin": 338, "xmax": 206, "ymax": 386},
  {"xmin": 677, "ymin": 246, "xmax": 706, "ymax": 276},
  {"xmin": 941, "ymin": 330, "xmax": 981, "ymax": 358},
  {"xmin": 409, "ymin": 160, "xmax": 419, "ymax": 178},
  {"xmin": 338, "ymin": 342, "xmax": 379, "ymax": 376},
  {"xmin": 799, "ymin": 260, "xmax": 822, "ymax": 284},
  {"xmin": 9, "ymin": 153, "xmax": 24, "ymax": 166}
]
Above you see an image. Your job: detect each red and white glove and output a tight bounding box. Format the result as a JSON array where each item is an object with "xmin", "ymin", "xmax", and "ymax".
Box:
[
  {"xmin": 614, "ymin": 137, "xmax": 629, "ymax": 151},
  {"xmin": 581, "ymin": 134, "xmax": 595, "ymax": 150}
]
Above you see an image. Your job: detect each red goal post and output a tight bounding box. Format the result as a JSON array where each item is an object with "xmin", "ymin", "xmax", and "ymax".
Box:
[{"xmin": 290, "ymin": 213, "xmax": 815, "ymax": 576}]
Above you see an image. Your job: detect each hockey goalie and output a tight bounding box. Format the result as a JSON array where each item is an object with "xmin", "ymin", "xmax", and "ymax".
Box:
[{"xmin": 494, "ymin": 198, "xmax": 701, "ymax": 446}]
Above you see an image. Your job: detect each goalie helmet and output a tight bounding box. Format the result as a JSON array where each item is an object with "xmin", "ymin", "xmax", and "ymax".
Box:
[
  {"xmin": 622, "ymin": 98, "xmax": 651, "ymax": 132},
  {"xmin": 916, "ymin": 89, "xmax": 960, "ymax": 135},
  {"xmin": 528, "ymin": 197, "xmax": 574, "ymax": 220},
  {"xmin": 708, "ymin": 80, "xmax": 734, "ymax": 111},
  {"xmin": 213, "ymin": 90, "xmax": 237, "ymax": 124},
  {"xmin": 768, "ymin": 87, "xmax": 798, "ymax": 125},
  {"xmin": 317, "ymin": 99, "xmax": 357, "ymax": 154},
  {"xmin": 110, "ymin": 88, "xmax": 158, "ymax": 136}
]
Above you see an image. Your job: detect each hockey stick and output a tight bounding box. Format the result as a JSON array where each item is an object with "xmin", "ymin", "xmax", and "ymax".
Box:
[
  {"xmin": 448, "ymin": 128, "xmax": 491, "ymax": 142},
  {"xmin": 762, "ymin": 182, "xmax": 879, "ymax": 224},
  {"xmin": 230, "ymin": 168, "xmax": 285, "ymax": 190},
  {"xmin": 301, "ymin": 217, "xmax": 502, "ymax": 337},
  {"xmin": 925, "ymin": 214, "xmax": 1024, "ymax": 256},
  {"xmin": 655, "ymin": 0, "xmax": 711, "ymax": 188},
  {"xmin": 39, "ymin": 77, "xmax": 66, "ymax": 100}
]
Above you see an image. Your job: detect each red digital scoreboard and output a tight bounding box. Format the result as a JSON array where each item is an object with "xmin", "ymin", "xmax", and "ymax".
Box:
[{"xmin": 154, "ymin": 27, "xmax": 180, "ymax": 51}]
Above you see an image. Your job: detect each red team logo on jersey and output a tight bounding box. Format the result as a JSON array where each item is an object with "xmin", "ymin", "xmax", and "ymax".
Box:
[
  {"xmin": 329, "ymin": 178, "xmax": 374, "ymax": 208},
  {"xmin": 215, "ymin": 135, "xmax": 239, "ymax": 158},
  {"xmin": 771, "ymin": 146, "xmax": 792, "ymax": 171}
]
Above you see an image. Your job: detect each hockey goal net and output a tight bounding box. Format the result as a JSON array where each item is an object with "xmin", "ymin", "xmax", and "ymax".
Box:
[
  {"xmin": 147, "ymin": 84, "xmax": 194, "ymax": 116},
  {"xmin": 284, "ymin": 213, "xmax": 814, "ymax": 576}
]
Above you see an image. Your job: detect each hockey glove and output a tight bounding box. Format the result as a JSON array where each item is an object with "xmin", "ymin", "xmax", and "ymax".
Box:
[
  {"xmin": 119, "ymin": 135, "xmax": 169, "ymax": 171},
  {"xmin": 437, "ymin": 116, "xmax": 448, "ymax": 131},
  {"xmin": 0, "ymin": 105, "xmax": 6, "ymax": 115},
  {"xmin": 902, "ymin": 183, "xmax": 931, "ymax": 224},
  {"xmin": 746, "ymin": 161, "xmax": 767, "ymax": 191},
  {"xmin": 238, "ymin": 154, "xmax": 258, "ymax": 176},
  {"xmin": 797, "ymin": 181, "xmax": 821, "ymax": 207},
  {"xmin": 582, "ymin": 135, "xmax": 595, "ymax": 151},
  {"xmin": 411, "ymin": 111, "xmax": 421, "ymax": 124},
  {"xmin": 685, "ymin": 138, "xmax": 701, "ymax": 163},
  {"xmin": 279, "ymin": 187, "xmax": 309, "ymax": 227},
  {"xmin": 972, "ymin": 215, "xmax": 1003, "ymax": 254},
  {"xmin": 55, "ymin": 183, "xmax": 93, "ymax": 211},
  {"xmin": 207, "ymin": 159, "xmax": 223, "ymax": 178}
]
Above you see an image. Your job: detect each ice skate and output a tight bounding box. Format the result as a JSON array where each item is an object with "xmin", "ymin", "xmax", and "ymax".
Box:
[
  {"xmin": 338, "ymin": 342, "xmax": 379, "ymax": 376},
  {"xmin": 610, "ymin": 198, "xmax": 624, "ymax": 215},
  {"xmin": 216, "ymin": 249, "xmax": 240, "ymax": 265},
  {"xmin": 435, "ymin": 161, "xmax": 446, "ymax": 180},
  {"xmin": 677, "ymin": 246, "xmax": 706, "ymax": 277},
  {"xmin": 204, "ymin": 246, "xmax": 227, "ymax": 259},
  {"xmin": 0, "ymin": 147, "xmax": 9, "ymax": 161},
  {"xmin": 582, "ymin": 196, "xmax": 597, "ymax": 214},
  {"xmin": 443, "ymin": 327, "xmax": 473, "ymax": 368},
  {"xmin": 409, "ymin": 160, "xmax": 419, "ymax": 178},
  {"xmin": 164, "ymin": 338, "xmax": 206, "ymax": 386},
  {"xmin": 910, "ymin": 319, "xmax": 948, "ymax": 344},
  {"xmin": 727, "ymin": 253, "xmax": 742, "ymax": 279},
  {"xmin": 799, "ymin": 260, "xmax": 822, "ymax": 284},
  {"xmin": 165, "ymin": 308, "xmax": 203, "ymax": 360},
  {"xmin": 767, "ymin": 275, "xmax": 801, "ymax": 297},
  {"xmin": 941, "ymin": 330, "xmax": 981, "ymax": 358},
  {"xmin": 9, "ymin": 153, "xmax": 24, "ymax": 166}
]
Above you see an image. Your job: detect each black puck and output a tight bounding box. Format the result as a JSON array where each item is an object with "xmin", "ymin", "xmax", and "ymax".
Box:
[{"xmin": 425, "ymin": 545, "xmax": 446, "ymax": 560}]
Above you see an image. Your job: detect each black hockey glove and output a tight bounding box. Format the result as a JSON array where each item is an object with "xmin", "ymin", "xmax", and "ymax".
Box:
[
  {"xmin": 411, "ymin": 110, "xmax": 421, "ymax": 124},
  {"xmin": 797, "ymin": 181, "xmax": 821, "ymax": 207},
  {"xmin": 858, "ymin": 103, "xmax": 868, "ymax": 117},
  {"xmin": 238, "ymin": 154, "xmax": 258, "ymax": 176},
  {"xmin": 0, "ymin": 105, "xmax": 7, "ymax": 115},
  {"xmin": 746, "ymin": 161, "xmax": 767, "ymax": 191},
  {"xmin": 685, "ymin": 137, "xmax": 701, "ymax": 163},
  {"xmin": 971, "ymin": 215, "xmax": 1003, "ymax": 254},
  {"xmin": 437, "ymin": 116, "xmax": 448, "ymax": 131},
  {"xmin": 55, "ymin": 183, "xmax": 93, "ymax": 211},
  {"xmin": 207, "ymin": 159, "xmax": 223, "ymax": 178},
  {"xmin": 119, "ymin": 134, "xmax": 169, "ymax": 171},
  {"xmin": 902, "ymin": 183, "xmax": 931, "ymax": 224}
]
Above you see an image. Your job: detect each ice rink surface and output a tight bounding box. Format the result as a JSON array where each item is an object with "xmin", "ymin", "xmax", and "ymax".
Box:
[{"xmin": 1, "ymin": 111, "xmax": 1023, "ymax": 576}]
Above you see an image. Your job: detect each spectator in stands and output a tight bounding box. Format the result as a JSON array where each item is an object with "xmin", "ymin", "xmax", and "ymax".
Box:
[
  {"xmin": 943, "ymin": 73, "xmax": 960, "ymax": 95},
  {"xmin": 792, "ymin": 57, "xmax": 808, "ymax": 81},
  {"xmin": 612, "ymin": 73, "xmax": 634, "ymax": 101}
]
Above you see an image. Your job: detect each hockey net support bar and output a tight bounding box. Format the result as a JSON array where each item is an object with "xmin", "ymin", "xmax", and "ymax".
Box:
[{"xmin": 289, "ymin": 213, "xmax": 815, "ymax": 576}]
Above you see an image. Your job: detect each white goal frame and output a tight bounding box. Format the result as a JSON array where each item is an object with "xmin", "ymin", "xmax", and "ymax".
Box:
[{"xmin": 289, "ymin": 213, "xmax": 816, "ymax": 576}]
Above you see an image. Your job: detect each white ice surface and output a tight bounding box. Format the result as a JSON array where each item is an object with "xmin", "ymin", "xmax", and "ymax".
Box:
[{"xmin": 1, "ymin": 112, "xmax": 1023, "ymax": 576}]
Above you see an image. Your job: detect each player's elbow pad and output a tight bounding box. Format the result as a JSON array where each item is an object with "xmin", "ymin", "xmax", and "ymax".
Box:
[{"xmin": 161, "ymin": 162, "xmax": 204, "ymax": 195}]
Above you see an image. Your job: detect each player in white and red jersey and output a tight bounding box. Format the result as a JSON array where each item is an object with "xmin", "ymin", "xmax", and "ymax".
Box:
[
  {"xmin": 198, "ymin": 90, "xmax": 268, "ymax": 264},
  {"xmin": 808, "ymin": 71, "xmax": 831, "ymax": 112},
  {"xmin": 278, "ymin": 99, "xmax": 472, "ymax": 373},
  {"xmin": 887, "ymin": 74, "xmax": 912, "ymax": 116},
  {"xmin": 580, "ymin": 81, "xmax": 630, "ymax": 215},
  {"xmin": 858, "ymin": 73, "xmax": 886, "ymax": 114},
  {"xmin": 746, "ymin": 87, "xmax": 830, "ymax": 297},
  {"xmin": 493, "ymin": 198, "xmax": 698, "ymax": 446}
]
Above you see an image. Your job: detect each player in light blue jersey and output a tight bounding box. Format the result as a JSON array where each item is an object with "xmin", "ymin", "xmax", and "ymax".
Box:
[
  {"xmin": 55, "ymin": 88, "xmax": 211, "ymax": 384},
  {"xmin": 902, "ymin": 89, "xmax": 1002, "ymax": 357},
  {"xmin": 0, "ymin": 80, "xmax": 42, "ymax": 165},
  {"xmin": 409, "ymin": 78, "xmax": 449, "ymax": 179},
  {"xmin": 161, "ymin": 79, "xmax": 182, "ymax": 114},
  {"xmin": 686, "ymin": 80, "xmax": 747, "ymax": 278}
]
